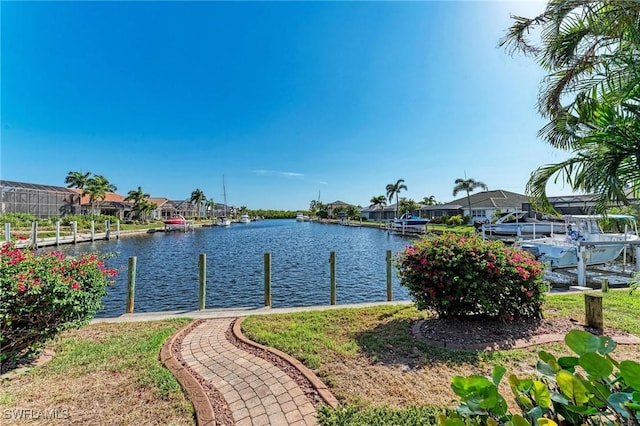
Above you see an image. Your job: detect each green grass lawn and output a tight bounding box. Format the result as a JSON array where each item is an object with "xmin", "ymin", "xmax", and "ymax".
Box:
[
  {"xmin": 242, "ymin": 290, "xmax": 640, "ymax": 425},
  {"xmin": 0, "ymin": 319, "xmax": 194, "ymax": 426}
]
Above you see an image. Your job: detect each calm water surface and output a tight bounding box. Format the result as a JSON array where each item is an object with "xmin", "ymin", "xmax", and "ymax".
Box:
[{"xmin": 47, "ymin": 220, "xmax": 416, "ymax": 317}]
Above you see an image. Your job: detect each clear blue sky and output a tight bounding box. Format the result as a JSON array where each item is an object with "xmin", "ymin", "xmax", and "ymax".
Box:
[{"xmin": 1, "ymin": 0, "xmax": 575, "ymax": 211}]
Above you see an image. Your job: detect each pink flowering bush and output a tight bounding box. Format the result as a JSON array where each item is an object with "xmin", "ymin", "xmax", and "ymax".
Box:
[
  {"xmin": 0, "ymin": 243, "xmax": 117, "ymax": 368},
  {"xmin": 396, "ymin": 234, "xmax": 545, "ymax": 320}
]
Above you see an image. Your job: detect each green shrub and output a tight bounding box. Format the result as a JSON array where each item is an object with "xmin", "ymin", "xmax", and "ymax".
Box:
[
  {"xmin": 0, "ymin": 213, "xmax": 37, "ymax": 227},
  {"xmin": 395, "ymin": 234, "xmax": 545, "ymax": 320},
  {"xmin": 0, "ymin": 243, "xmax": 117, "ymax": 368},
  {"xmin": 447, "ymin": 215, "xmax": 464, "ymax": 226},
  {"xmin": 442, "ymin": 329, "xmax": 640, "ymax": 426}
]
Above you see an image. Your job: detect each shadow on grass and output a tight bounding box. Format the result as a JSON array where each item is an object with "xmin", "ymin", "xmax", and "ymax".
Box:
[{"xmin": 354, "ymin": 313, "xmax": 540, "ymax": 369}]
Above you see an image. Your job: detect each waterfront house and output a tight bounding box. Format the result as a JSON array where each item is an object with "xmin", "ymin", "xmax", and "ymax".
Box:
[
  {"xmin": 421, "ymin": 190, "xmax": 530, "ymax": 223},
  {"xmin": 326, "ymin": 200, "xmax": 353, "ymax": 219},
  {"xmin": 72, "ymin": 190, "xmax": 131, "ymax": 219}
]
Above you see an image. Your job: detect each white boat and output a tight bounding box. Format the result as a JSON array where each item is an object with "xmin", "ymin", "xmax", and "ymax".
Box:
[
  {"xmin": 239, "ymin": 214, "xmax": 251, "ymax": 224},
  {"xmin": 216, "ymin": 217, "xmax": 231, "ymax": 227},
  {"xmin": 296, "ymin": 212, "xmax": 305, "ymax": 222},
  {"xmin": 392, "ymin": 213, "xmax": 429, "ymax": 230},
  {"xmin": 521, "ymin": 214, "xmax": 639, "ymax": 269},
  {"xmin": 481, "ymin": 211, "xmax": 566, "ymax": 237}
]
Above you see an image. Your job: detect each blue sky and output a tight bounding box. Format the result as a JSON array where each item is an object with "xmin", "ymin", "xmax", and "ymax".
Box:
[{"xmin": 1, "ymin": 0, "xmax": 575, "ymax": 211}]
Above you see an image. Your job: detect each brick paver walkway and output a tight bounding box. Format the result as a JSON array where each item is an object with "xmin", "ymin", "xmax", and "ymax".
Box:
[{"xmin": 181, "ymin": 318, "xmax": 318, "ymax": 426}]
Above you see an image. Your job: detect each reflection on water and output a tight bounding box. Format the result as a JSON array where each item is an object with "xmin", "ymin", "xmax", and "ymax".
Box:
[{"xmin": 45, "ymin": 220, "xmax": 414, "ymax": 317}]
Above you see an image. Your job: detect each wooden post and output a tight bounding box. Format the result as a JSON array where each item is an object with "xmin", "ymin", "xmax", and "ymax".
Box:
[
  {"xmin": 55, "ymin": 221, "xmax": 60, "ymax": 246},
  {"xmin": 585, "ymin": 293, "xmax": 603, "ymax": 330},
  {"xmin": 72, "ymin": 221, "xmax": 78, "ymax": 244},
  {"xmin": 264, "ymin": 252, "xmax": 272, "ymax": 307},
  {"xmin": 386, "ymin": 250, "xmax": 392, "ymax": 301},
  {"xmin": 105, "ymin": 220, "xmax": 110, "ymax": 240},
  {"xmin": 90, "ymin": 220, "xmax": 95, "ymax": 242},
  {"xmin": 126, "ymin": 256, "xmax": 137, "ymax": 314},
  {"xmin": 602, "ymin": 278, "xmax": 609, "ymax": 293},
  {"xmin": 330, "ymin": 251, "xmax": 336, "ymax": 305},
  {"xmin": 198, "ymin": 253, "xmax": 206, "ymax": 310},
  {"xmin": 31, "ymin": 222, "xmax": 38, "ymax": 249},
  {"xmin": 116, "ymin": 220, "xmax": 121, "ymax": 239},
  {"xmin": 577, "ymin": 245, "xmax": 586, "ymax": 286},
  {"xmin": 4, "ymin": 223, "xmax": 10, "ymax": 243}
]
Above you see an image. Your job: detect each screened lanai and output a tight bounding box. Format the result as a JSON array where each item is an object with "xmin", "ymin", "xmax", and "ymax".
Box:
[{"xmin": 1, "ymin": 180, "xmax": 80, "ymax": 219}]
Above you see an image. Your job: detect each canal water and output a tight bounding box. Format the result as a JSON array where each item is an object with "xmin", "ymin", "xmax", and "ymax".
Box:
[{"xmin": 47, "ymin": 220, "xmax": 416, "ymax": 317}]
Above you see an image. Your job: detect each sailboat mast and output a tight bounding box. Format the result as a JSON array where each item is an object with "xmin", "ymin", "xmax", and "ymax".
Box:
[{"xmin": 222, "ymin": 175, "xmax": 227, "ymax": 216}]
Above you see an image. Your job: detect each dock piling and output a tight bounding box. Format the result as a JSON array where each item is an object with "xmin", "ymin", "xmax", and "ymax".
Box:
[
  {"xmin": 5, "ymin": 223, "xmax": 10, "ymax": 243},
  {"xmin": 198, "ymin": 253, "xmax": 206, "ymax": 310},
  {"xmin": 330, "ymin": 251, "xmax": 336, "ymax": 305},
  {"xmin": 386, "ymin": 250, "xmax": 392, "ymax": 301},
  {"xmin": 264, "ymin": 252, "xmax": 272, "ymax": 307},
  {"xmin": 126, "ymin": 256, "xmax": 137, "ymax": 314}
]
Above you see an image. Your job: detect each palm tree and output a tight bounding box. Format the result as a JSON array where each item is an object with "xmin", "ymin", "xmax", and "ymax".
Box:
[
  {"xmin": 124, "ymin": 186, "xmax": 150, "ymax": 221},
  {"xmin": 204, "ymin": 198, "xmax": 216, "ymax": 219},
  {"xmin": 399, "ymin": 198, "xmax": 418, "ymax": 217},
  {"xmin": 369, "ymin": 195, "xmax": 387, "ymax": 222},
  {"xmin": 386, "ymin": 179, "xmax": 407, "ymax": 219},
  {"xmin": 190, "ymin": 189, "xmax": 206, "ymax": 219},
  {"xmin": 421, "ymin": 195, "xmax": 437, "ymax": 206},
  {"xmin": 85, "ymin": 175, "xmax": 117, "ymax": 217},
  {"xmin": 500, "ymin": 0, "xmax": 640, "ymax": 213},
  {"xmin": 452, "ymin": 178, "xmax": 488, "ymax": 223},
  {"xmin": 65, "ymin": 171, "xmax": 91, "ymax": 213}
]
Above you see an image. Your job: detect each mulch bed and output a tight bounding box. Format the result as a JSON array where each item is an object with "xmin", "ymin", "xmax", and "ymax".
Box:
[{"xmin": 412, "ymin": 316, "xmax": 640, "ymax": 351}]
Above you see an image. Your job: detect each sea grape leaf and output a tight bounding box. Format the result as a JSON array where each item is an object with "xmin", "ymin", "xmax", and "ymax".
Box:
[
  {"xmin": 531, "ymin": 380, "xmax": 552, "ymax": 408},
  {"xmin": 557, "ymin": 356, "xmax": 579, "ymax": 371},
  {"xmin": 620, "ymin": 360, "xmax": 640, "ymax": 390},
  {"xmin": 565, "ymin": 330, "xmax": 600, "ymax": 355},
  {"xmin": 510, "ymin": 414, "xmax": 530, "ymax": 426},
  {"xmin": 579, "ymin": 352, "xmax": 613, "ymax": 379},
  {"xmin": 608, "ymin": 392, "xmax": 632, "ymax": 419},
  {"xmin": 451, "ymin": 375, "xmax": 493, "ymax": 398},
  {"xmin": 536, "ymin": 419, "xmax": 558, "ymax": 426},
  {"xmin": 556, "ymin": 370, "xmax": 591, "ymax": 405},
  {"xmin": 492, "ymin": 365, "xmax": 507, "ymax": 386},
  {"xmin": 597, "ymin": 336, "xmax": 617, "ymax": 355}
]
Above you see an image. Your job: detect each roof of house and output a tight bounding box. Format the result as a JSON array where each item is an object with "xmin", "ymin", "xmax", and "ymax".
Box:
[
  {"xmin": 444, "ymin": 190, "xmax": 529, "ymax": 209},
  {"xmin": 147, "ymin": 197, "xmax": 171, "ymax": 208},
  {"xmin": 327, "ymin": 200, "xmax": 351, "ymax": 206},
  {"xmin": 70, "ymin": 189, "xmax": 128, "ymax": 204},
  {"xmin": 0, "ymin": 180, "xmax": 77, "ymax": 194}
]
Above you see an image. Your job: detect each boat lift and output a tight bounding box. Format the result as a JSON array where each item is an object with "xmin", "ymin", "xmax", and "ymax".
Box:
[{"xmin": 574, "ymin": 240, "xmax": 640, "ymax": 287}]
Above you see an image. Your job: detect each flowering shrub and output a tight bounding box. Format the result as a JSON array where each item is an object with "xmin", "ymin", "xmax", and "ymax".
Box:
[
  {"xmin": 0, "ymin": 243, "xmax": 117, "ymax": 368},
  {"xmin": 396, "ymin": 234, "xmax": 545, "ymax": 320}
]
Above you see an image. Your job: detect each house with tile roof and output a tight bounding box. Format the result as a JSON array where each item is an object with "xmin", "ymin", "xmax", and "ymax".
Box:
[{"xmin": 71, "ymin": 189, "xmax": 132, "ymax": 219}]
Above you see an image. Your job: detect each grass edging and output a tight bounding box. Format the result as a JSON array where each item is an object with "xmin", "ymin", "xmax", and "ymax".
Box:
[
  {"xmin": 160, "ymin": 320, "xmax": 216, "ymax": 425},
  {"xmin": 234, "ymin": 316, "xmax": 339, "ymax": 409}
]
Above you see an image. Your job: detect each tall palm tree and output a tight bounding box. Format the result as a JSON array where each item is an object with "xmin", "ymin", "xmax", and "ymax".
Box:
[
  {"xmin": 124, "ymin": 186, "xmax": 150, "ymax": 221},
  {"xmin": 190, "ymin": 189, "xmax": 206, "ymax": 219},
  {"xmin": 85, "ymin": 175, "xmax": 117, "ymax": 217},
  {"xmin": 386, "ymin": 179, "xmax": 407, "ymax": 219},
  {"xmin": 369, "ymin": 195, "xmax": 387, "ymax": 222},
  {"xmin": 65, "ymin": 171, "xmax": 91, "ymax": 213},
  {"xmin": 500, "ymin": 0, "xmax": 640, "ymax": 213},
  {"xmin": 452, "ymin": 178, "xmax": 488, "ymax": 223}
]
